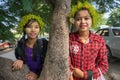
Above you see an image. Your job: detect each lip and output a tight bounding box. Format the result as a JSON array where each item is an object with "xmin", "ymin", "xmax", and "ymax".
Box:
[
  {"xmin": 29, "ymin": 33, "xmax": 37, "ymax": 36},
  {"xmin": 79, "ymin": 25, "xmax": 87, "ymax": 28}
]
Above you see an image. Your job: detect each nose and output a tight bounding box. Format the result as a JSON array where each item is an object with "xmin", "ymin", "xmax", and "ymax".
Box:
[
  {"xmin": 81, "ymin": 18, "xmax": 85, "ymax": 23},
  {"xmin": 31, "ymin": 27, "xmax": 35, "ymax": 31}
]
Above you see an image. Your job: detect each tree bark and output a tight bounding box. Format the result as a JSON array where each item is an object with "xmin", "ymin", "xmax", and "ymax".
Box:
[
  {"xmin": 0, "ymin": 57, "xmax": 29, "ymax": 80},
  {"xmin": 39, "ymin": 0, "xmax": 71, "ymax": 80}
]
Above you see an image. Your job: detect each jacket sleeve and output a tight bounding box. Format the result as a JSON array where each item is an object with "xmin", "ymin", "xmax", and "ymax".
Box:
[
  {"xmin": 14, "ymin": 47, "xmax": 19, "ymax": 59},
  {"xmin": 41, "ymin": 38, "xmax": 48, "ymax": 64},
  {"xmin": 14, "ymin": 47, "xmax": 21, "ymax": 60}
]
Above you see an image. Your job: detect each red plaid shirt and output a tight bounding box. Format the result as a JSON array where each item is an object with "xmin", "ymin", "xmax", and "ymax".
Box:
[{"xmin": 69, "ymin": 31, "xmax": 108, "ymax": 80}]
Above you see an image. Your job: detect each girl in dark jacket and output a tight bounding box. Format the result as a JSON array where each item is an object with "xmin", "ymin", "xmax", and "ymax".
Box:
[{"xmin": 12, "ymin": 14, "xmax": 48, "ymax": 80}]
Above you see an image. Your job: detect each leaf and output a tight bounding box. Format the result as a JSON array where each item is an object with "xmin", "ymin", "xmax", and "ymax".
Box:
[{"xmin": 21, "ymin": 0, "xmax": 32, "ymax": 12}]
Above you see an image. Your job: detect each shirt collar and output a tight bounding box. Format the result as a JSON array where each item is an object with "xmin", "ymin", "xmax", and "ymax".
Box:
[{"xmin": 73, "ymin": 31, "xmax": 99, "ymax": 43}]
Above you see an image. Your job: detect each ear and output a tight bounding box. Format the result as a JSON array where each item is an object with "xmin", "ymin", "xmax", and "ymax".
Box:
[{"xmin": 70, "ymin": 18, "xmax": 75, "ymax": 24}]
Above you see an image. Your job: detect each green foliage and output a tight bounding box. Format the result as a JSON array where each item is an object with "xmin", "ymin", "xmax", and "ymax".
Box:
[
  {"xmin": 0, "ymin": 0, "xmax": 119, "ymax": 41},
  {"xmin": 31, "ymin": 1, "xmax": 52, "ymax": 33},
  {"xmin": 21, "ymin": 0, "xmax": 32, "ymax": 12},
  {"xmin": 0, "ymin": 26, "xmax": 15, "ymax": 41},
  {"xmin": 0, "ymin": 0, "xmax": 17, "ymax": 41},
  {"xmin": 95, "ymin": 0, "xmax": 119, "ymax": 13},
  {"xmin": 70, "ymin": 1, "xmax": 102, "ymax": 28},
  {"xmin": 107, "ymin": 7, "xmax": 120, "ymax": 26},
  {"xmin": 71, "ymin": 0, "xmax": 120, "ymax": 13}
]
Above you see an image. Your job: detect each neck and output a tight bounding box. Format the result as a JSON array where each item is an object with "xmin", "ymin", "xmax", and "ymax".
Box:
[
  {"xmin": 26, "ymin": 38, "xmax": 37, "ymax": 48},
  {"xmin": 79, "ymin": 31, "xmax": 89, "ymax": 39},
  {"xmin": 78, "ymin": 30, "xmax": 90, "ymax": 44}
]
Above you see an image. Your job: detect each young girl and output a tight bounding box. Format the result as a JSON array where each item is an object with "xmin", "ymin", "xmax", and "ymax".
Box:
[
  {"xmin": 69, "ymin": 7, "xmax": 108, "ymax": 80},
  {"xmin": 12, "ymin": 14, "xmax": 48, "ymax": 80}
]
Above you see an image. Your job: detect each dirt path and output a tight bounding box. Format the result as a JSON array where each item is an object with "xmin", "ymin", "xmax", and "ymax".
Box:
[
  {"xmin": 105, "ymin": 58, "xmax": 120, "ymax": 80},
  {"xmin": 0, "ymin": 48, "xmax": 14, "ymax": 55}
]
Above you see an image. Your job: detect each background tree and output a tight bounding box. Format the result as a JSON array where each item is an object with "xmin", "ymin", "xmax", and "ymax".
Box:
[
  {"xmin": 0, "ymin": 0, "xmax": 120, "ymax": 41},
  {"xmin": 7, "ymin": 0, "xmax": 53, "ymax": 33},
  {"xmin": 0, "ymin": 0, "xmax": 17, "ymax": 41},
  {"xmin": 71, "ymin": 0, "xmax": 120, "ymax": 13},
  {"xmin": 107, "ymin": 7, "xmax": 120, "ymax": 27},
  {"xmin": 0, "ymin": 0, "xmax": 52, "ymax": 41}
]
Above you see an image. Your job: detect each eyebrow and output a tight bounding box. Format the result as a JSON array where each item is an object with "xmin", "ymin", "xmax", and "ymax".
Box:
[{"xmin": 75, "ymin": 16, "xmax": 91, "ymax": 18}]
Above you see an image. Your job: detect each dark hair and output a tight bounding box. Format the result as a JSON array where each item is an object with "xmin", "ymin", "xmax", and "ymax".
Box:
[{"xmin": 74, "ymin": 7, "xmax": 93, "ymax": 19}]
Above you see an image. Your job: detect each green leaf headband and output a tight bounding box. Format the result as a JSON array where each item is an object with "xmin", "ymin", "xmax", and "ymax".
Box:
[
  {"xmin": 70, "ymin": 1, "xmax": 101, "ymax": 28},
  {"xmin": 17, "ymin": 14, "xmax": 45, "ymax": 34}
]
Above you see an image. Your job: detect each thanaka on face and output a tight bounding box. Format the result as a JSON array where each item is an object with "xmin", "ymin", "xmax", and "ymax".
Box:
[
  {"xmin": 25, "ymin": 21, "xmax": 40, "ymax": 39},
  {"xmin": 74, "ymin": 10, "xmax": 92, "ymax": 33}
]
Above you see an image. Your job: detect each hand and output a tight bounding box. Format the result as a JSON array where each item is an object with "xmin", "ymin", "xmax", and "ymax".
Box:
[
  {"xmin": 72, "ymin": 67, "xmax": 84, "ymax": 78},
  {"xmin": 12, "ymin": 60, "xmax": 23, "ymax": 71},
  {"xmin": 69, "ymin": 75, "xmax": 73, "ymax": 80},
  {"xmin": 26, "ymin": 71, "xmax": 38, "ymax": 80}
]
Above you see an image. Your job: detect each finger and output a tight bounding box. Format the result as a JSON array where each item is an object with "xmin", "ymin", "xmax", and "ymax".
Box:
[
  {"xmin": 71, "ymin": 67, "xmax": 75, "ymax": 70},
  {"xmin": 12, "ymin": 66, "xmax": 15, "ymax": 71},
  {"xmin": 19, "ymin": 63, "xmax": 23, "ymax": 69},
  {"xmin": 15, "ymin": 63, "xmax": 19, "ymax": 70},
  {"xmin": 12, "ymin": 64, "xmax": 17, "ymax": 70},
  {"xmin": 28, "ymin": 75, "xmax": 33, "ymax": 80},
  {"xmin": 71, "ymin": 65, "xmax": 75, "ymax": 69},
  {"xmin": 26, "ymin": 74, "xmax": 30, "ymax": 80},
  {"xmin": 17, "ymin": 63, "xmax": 22, "ymax": 70},
  {"xmin": 26, "ymin": 72, "xmax": 31, "ymax": 77},
  {"xmin": 12, "ymin": 62, "xmax": 17, "ymax": 67},
  {"xmin": 16, "ymin": 64, "xmax": 21, "ymax": 70}
]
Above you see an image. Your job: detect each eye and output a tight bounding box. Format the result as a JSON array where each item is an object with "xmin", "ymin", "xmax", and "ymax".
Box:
[
  {"xmin": 27, "ymin": 25, "xmax": 32, "ymax": 28},
  {"xmin": 75, "ymin": 18, "xmax": 81, "ymax": 21},
  {"xmin": 34, "ymin": 25, "xmax": 39, "ymax": 28},
  {"xmin": 84, "ymin": 17, "xmax": 91, "ymax": 20}
]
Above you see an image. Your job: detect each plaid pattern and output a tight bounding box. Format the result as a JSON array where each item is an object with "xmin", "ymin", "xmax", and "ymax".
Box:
[{"xmin": 69, "ymin": 31, "xmax": 108, "ymax": 80}]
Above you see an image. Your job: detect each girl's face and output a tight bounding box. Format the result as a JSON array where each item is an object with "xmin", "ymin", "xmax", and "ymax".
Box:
[
  {"xmin": 25, "ymin": 21, "xmax": 40, "ymax": 39},
  {"xmin": 74, "ymin": 10, "xmax": 92, "ymax": 32}
]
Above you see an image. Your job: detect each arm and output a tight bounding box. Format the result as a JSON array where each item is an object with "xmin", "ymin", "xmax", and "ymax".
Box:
[
  {"xmin": 96, "ymin": 37, "xmax": 109, "ymax": 74},
  {"xmin": 12, "ymin": 47, "xmax": 24, "ymax": 71},
  {"xmin": 25, "ymin": 71, "xmax": 38, "ymax": 80},
  {"xmin": 91, "ymin": 37, "xmax": 108, "ymax": 78},
  {"xmin": 69, "ymin": 56, "xmax": 85, "ymax": 79}
]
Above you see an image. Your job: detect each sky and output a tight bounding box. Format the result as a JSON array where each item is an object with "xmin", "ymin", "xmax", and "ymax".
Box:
[{"xmin": 103, "ymin": 12, "xmax": 111, "ymax": 18}]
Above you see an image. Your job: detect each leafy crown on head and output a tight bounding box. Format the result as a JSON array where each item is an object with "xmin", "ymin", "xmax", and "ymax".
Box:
[
  {"xmin": 70, "ymin": 1, "xmax": 101, "ymax": 28},
  {"xmin": 17, "ymin": 14, "xmax": 45, "ymax": 34}
]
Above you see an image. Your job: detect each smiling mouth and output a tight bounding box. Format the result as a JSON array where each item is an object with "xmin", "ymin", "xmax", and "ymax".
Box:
[
  {"xmin": 30, "ymin": 33, "xmax": 37, "ymax": 36},
  {"xmin": 80, "ymin": 25, "xmax": 87, "ymax": 28}
]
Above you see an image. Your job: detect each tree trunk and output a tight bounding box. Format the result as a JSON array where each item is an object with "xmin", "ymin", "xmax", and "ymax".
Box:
[
  {"xmin": 39, "ymin": 0, "xmax": 71, "ymax": 80},
  {"xmin": 0, "ymin": 57, "xmax": 29, "ymax": 80}
]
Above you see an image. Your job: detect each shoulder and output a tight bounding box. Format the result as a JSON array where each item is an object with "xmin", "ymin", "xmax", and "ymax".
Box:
[
  {"xmin": 37, "ymin": 38, "xmax": 48, "ymax": 46},
  {"xmin": 69, "ymin": 32, "xmax": 76, "ymax": 37},
  {"xmin": 69, "ymin": 32, "xmax": 78, "ymax": 41},
  {"xmin": 90, "ymin": 32, "xmax": 105, "ymax": 42},
  {"xmin": 40, "ymin": 38, "xmax": 48, "ymax": 43}
]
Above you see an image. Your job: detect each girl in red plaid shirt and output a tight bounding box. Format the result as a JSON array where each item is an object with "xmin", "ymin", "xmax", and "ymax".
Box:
[{"xmin": 69, "ymin": 7, "xmax": 109, "ymax": 80}]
